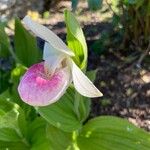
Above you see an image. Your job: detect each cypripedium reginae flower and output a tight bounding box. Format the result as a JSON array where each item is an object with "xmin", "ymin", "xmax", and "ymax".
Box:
[{"xmin": 18, "ymin": 16, "xmax": 103, "ymax": 106}]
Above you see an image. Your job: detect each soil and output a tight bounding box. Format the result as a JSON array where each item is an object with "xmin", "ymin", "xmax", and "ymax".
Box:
[{"xmin": 1, "ymin": 0, "xmax": 150, "ymax": 131}]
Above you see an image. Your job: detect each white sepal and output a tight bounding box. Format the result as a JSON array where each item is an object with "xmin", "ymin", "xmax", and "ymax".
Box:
[
  {"xmin": 71, "ymin": 61, "xmax": 103, "ymax": 97},
  {"xmin": 23, "ymin": 16, "xmax": 74, "ymax": 56}
]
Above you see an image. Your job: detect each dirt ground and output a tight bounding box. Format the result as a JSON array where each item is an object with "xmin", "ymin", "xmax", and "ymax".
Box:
[{"xmin": 1, "ymin": 0, "xmax": 150, "ymax": 131}]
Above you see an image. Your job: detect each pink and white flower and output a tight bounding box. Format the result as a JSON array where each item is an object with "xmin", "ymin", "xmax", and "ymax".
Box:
[{"xmin": 18, "ymin": 16, "xmax": 103, "ymax": 106}]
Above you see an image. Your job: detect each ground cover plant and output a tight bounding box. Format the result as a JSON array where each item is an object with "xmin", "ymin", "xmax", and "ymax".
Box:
[{"xmin": 0, "ymin": 1, "xmax": 150, "ymax": 150}]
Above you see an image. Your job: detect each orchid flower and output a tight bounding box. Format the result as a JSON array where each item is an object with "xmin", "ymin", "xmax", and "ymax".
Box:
[{"xmin": 18, "ymin": 16, "xmax": 103, "ymax": 106}]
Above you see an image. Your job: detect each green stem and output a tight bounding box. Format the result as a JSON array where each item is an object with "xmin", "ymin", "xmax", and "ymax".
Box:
[
  {"xmin": 72, "ymin": 131, "xmax": 80, "ymax": 150},
  {"xmin": 74, "ymin": 92, "xmax": 81, "ymax": 120}
]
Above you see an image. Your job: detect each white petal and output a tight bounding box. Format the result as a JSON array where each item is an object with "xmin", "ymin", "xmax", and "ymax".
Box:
[
  {"xmin": 43, "ymin": 42, "xmax": 66, "ymax": 76},
  {"xmin": 23, "ymin": 16, "xmax": 74, "ymax": 56},
  {"xmin": 71, "ymin": 61, "xmax": 103, "ymax": 97}
]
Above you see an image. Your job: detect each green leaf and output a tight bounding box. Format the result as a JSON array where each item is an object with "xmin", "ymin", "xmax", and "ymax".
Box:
[
  {"xmin": 0, "ymin": 98, "xmax": 51, "ymax": 149},
  {"xmin": 0, "ymin": 70, "xmax": 11, "ymax": 94},
  {"xmin": 38, "ymin": 87, "xmax": 81, "ymax": 132},
  {"xmin": 0, "ymin": 23, "xmax": 10, "ymax": 57},
  {"xmin": 65, "ymin": 10, "xmax": 87, "ymax": 69},
  {"xmin": 86, "ymin": 70, "xmax": 97, "ymax": 82},
  {"xmin": 0, "ymin": 89, "xmax": 36, "ymax": 123},
  {"xmin": 0, "ymin": 128, "xmax": 21, "ymax": 142},
  {"xmin": 0, "ymin": 141, "xmax": 29, "ymax": 150},
  {"xmin": 46, "ymin": 125, "xmax": 73, "ymax": 150},
  {"xmin": 0, "ymin": 98, "xmax": 30, "ymax": 150},
  {"xmin": 0, "ymin": 99, "xmax": 27, "ymax": 142},
  {"xmin": 28, "ymin": 118, "xmax": 51, "ymax": 150},
  {"xmin": 74, "ymin": 93, "xmax": 91, "ymax": 123},
  {"xmin": 14, "ymin": 18, "xmax": 41, "ymax": 67},
  {"xmin": 77, "ymin": 116, "xmax": 150, "ymax": 150}
]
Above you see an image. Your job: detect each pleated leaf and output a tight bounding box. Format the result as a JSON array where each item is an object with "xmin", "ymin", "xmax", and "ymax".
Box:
[
  {"xmin": 28, "ymin": 118, "xmax": 51, "ymax": 150},
  {"xmin": 0, "ymin": 23, "xmax": 10, "ymax": 57},
  {"xmin": 46, "ymin": 125, "xmax": 73, "ymax": 150},
  {"xmin": 0, "ymin": 141, "xmax": 29, "ymax": 150},
  {"xmin": 77, "ymin": 116, "xmax": 150, "ymax": 150},
  {"xmin": 0, "ymin": 98, "xmax": 29, "ymax": 149},
  {"xmin": 14, "ymin": 18, "xmax": 41, "ymax": 67},
  {"xmin": 37, "ymin": 87, "xmax": 81, "ymax": 132}
]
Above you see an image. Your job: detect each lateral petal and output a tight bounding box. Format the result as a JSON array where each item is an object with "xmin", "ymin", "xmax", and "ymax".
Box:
[{"xmin": 72, "ymin": 61, "xmax": 103, "ymax": 97}]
